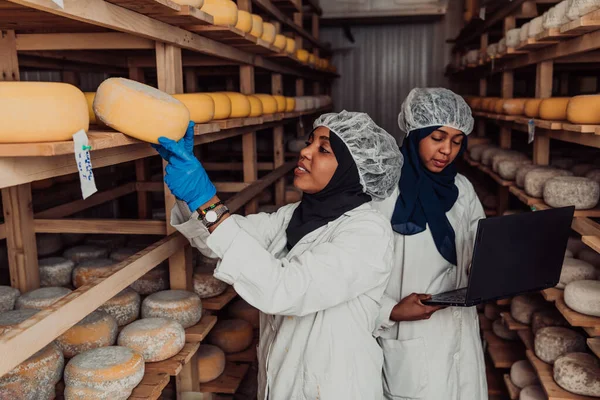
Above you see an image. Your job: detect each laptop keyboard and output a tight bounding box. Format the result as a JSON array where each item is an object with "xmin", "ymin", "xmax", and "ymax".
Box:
[{"xmin": 431, "ymin": 288, "xmax": 468, "ymax": 303}]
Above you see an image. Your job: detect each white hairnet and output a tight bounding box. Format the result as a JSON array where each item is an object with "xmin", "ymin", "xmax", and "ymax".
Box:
[
  {"xmin": 314, "ymin": 110, "xmax": 403, "ymax": 199},
  {"xmin": 398, "ymin": 88, "xmax": 474, "ymax": 136}
]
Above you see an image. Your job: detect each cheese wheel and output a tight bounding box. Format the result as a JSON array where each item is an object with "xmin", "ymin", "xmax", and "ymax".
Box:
[
  {"xmin": 492, "ymin": 151, "xmax": 528, "ymax": 173},
  {"xmin": 261, "ymin": 22, "xmax": 276, "ymax": 44},
  {"xmin": 84, "ymin": 235, "xmax": 126, "ymax": 251},
  {"xmin": 524, "ymin": 167, "xmax": 573, "ymax": 198},
  {"xmin": 247, "ymin": 95, "xmax": 263, "ymax": 117},
  {"xmin": 0, "ymin": 309, "xmax": 38, "ymax": 334},
  {"xmin": 524, "ymin": 99, "xmax": 543, "ymax": 118},
  {"xmin": 250, "ymin": 14, "xmax": 263, "ymax": 37},
  {"xmin": 566, "ymin": 95, "xmax": 600, "ymax": 124},
  {"xmin": 531, "ymin": 309, "xmax": 568, "ymax": 335},
  {"xmin": 551, "ymin": 156, "xmax": 577, "ymax": 170},
  {"xmin": 519, "ymin": 385, "xmax": 545, "ymax": 400},
  {"xmin": 578, "ymin": 248, "xmax": 600, "ymax": 268},
  {"xmin": 64, "ymin": 245, "xmax": 108, "ymax": 263},
  {"xmin": 296, "ymin": 49, "xmax": 309, "ymax": 62},
  {"xmin": 481, "ymin": 147, "xmax": 504, "ymax": 166},
  {"xmin": 84, "ymin": 92, "xmax": 97, "ymax": 124},
  {"xmin": 571, "ymin": 163, "xmax": 597, "ymax": 177},
  {"xmin": 564, "ymin": 280, "xmax": 600, "ymax": 317},
  {"xmin": 57, "ymin": 311, "xmax": 118, "ymax": 358},
  {"xmin": 510, "ymin": 360, "xmax": 538, "ymax": 389},
  {"xmin": 208, "ymin": 319, "xmax": 253, "ymax": 353},
  {"xmin": 554, "ymin": 352, "xmax": 600, "ymax": 396},
  {"xmin": 534, "ymin": 326, "xmax": 586, "ymax": 364},
  {"xmin": 503, "ymin": 99, "xmax": 528, "ymax": 115},
  {"xmin": 172, "ymin": 93, "xmax": 215, "ymax": 123},
  {"xmin": 201, "ymin": 0, "xmax": 238, "ymax": 26},
  {"xmin": 273, "ymin": 34, "xmax": 286, "ymax": 51},
  {"xmin": 197, "ymin": 344, "xmax": 226, "ymax": 383},
  {"xmin": 98, "ymin": 288, "xmax": 140, "ymax": 326},
  {"xmin": 64, "ymin": 346, "xmax": 144, "ymax": 400},
  {"xmin": 221, "ymin": 92, "xmax": 251, "ymax": 118},
  {"xmin": 206, "ymin": 93, "xmax": 232, "ymax": 120},
  {"xmin": 529, "ymin": 16, "xmax": 544, "ymax": 38},
  {"xmin": 506, "ymin": 28, "xmax": 521, "ymax": 48},
  {"xmin": 142, "ymin": 290, "xmax": 202, "ymax": 328},
  {"xmin": 544, "ymin": 1, "xmax": 570, "ymax": 28},
  {"xmin": 469, "ymin": 145, "xmax": 492, "ymax": 161},
  {"xmin": 72, "ymin": 259, "xmax": 116, "ymax": 288},
  {"xmin": 484, "ymin": 303, "xmax": 502, "ymax": 320},
  {"xmin": 109, "ymin": 247, "xmax": 140, "ymax": 262},
  {"xmin": 567, "ymin": 237, "xmax": 587, "ymax": 257},
  {"xmin": 557, "ymin": 258, "xmax": 597, "ymax": 289},
  {"xmin": 285, "ymin": 37, "xmax": 296, "ymax": 54},
  {"xmin": 39, "ymin": 257, "xmax": 75, "ymax": 287},
  {"xmin": 544, "ymin": 176, "xmax": 600, "ymax": 209},
  {"xmin": 498, "ymin": 160, "xmax": 532, "ymax": 180},
  {"xmin": 118, "ymin": 318, "xmax": 185, "ymax": 362},
  {"xmin": 520, "ymin": 22, "xmax": 531, "ymax": 42},
  {"xmin": 510, "ymin": 294, "xmax": 546, "ymax": 324},
  {"xmin": 493, "ymin": 318, "xmax": 517, "ymax": 340},
  {"xmin": 0, "ymin": 82, "xmax": 89, "ymax": 143},
  {"xmin": 294, "ymin": 97, "xmax": 307, "ymax": 111},
  {"xmin": 0, "ymin": 286, "xmax": 20, "ymax": 312},
  {"xmin": 285, "ymin": 97, "xmax": 295, "ymax": 112},
  {"xmin": 16, "ymin": 287, "xmax": 71, "ymax": 310},
  {"xmin": 37, "ymin": 234, "xmax": 63, "ymax": 257},
  {"xmin": 171, "ymin": 0, "xmax": 203, "ymax": 5},
  {"xmin": 273, "ymin": 95, "xmax": 286, "ymax": 112},
  {"xmin": 130, "ymin": 265, "xmax": 170, "ymax": 295},
  {"xmin": 193, "ymin": 267, "xmax": 228, "ymax": 298},
  {"xmin": 94, "ymin": 78, "xmax": 189, "ymax": 144},
  {"xmin": 235, "ymin": 10, "xmax": 252, "ymax": 33},
  {"xmin": 228, "ymin": 299, "xmax": 259, "ymax": 329},
  {"xmin": 62, "ymin": 233, "xmax": 86, "ymax": 247},
  {"xmin": 253, "ymin": 94, "xmax": 278, "ymax": 114},
  {"xmin": 0, "ymin": 342, "xmax": 64, "ymax": 400},
  {"xmin": 539, "ymin": 97, "xmax": 571, "ymax": 120},
  {"xmin": 494, "ymin": 99, "xmax": 506, "ymax": 114},
  {"xmin": 567, "ymin": 0, "xmax": 600, "ymax": 20},
  {"xmin": 308, "ymin": 53, "xmax": 316, "ymax": 65}
]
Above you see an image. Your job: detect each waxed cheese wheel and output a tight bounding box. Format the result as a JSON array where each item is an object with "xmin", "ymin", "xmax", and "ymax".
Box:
[
  {"xmin": 172, "ymin": 93, "xmax": 215, "ymax": 123},
  {"xmin": 16, "ymin": 287, "xmax": 71, "ymax": 310},
  {"xmin": 503, "ymin": 99, "xmax": 529, "ymax": 115},
  {"xmin": 564, "ymin": 280, "xmax": 600, "ymax": 317},
  {"xmin": 208, "ymin": 319, "xmax": 254, "ymax": 353},
  {"xmin": 0, "ymin": 309, "xmax": 38, "ymax": 334},
  {"xmin": 273, "ymin": 95, "xmax": 286, "ymax": 112},
  {"xmin": 273, "ymin": 34, "xmax": 286, "ymax": 51},
  {"xmin": 235, "ymin": 10, "xmax": 252, "ymax": 33},
  {"xmin": 285, "ymin": 97, "xmax": 295, "ymax": 112},
  {"xmin": 554, "ymin": 352, "xmax": 600, "ymax": 397},
  {"xmin": 492, "ymin": 151, "xmax": 528, "ymax": 173},
  {"xmin": 519, "ymin": 385, "xmax": 545, "ymax": 400},
  {"xmin": 531, "ymin": 309, "xmax": 568, "ymax": 335},
  {"xmin": 557, "ymin": 257, "xmax": 597, "ymax": 289},
  {"xmin": 469, "ymin": 145, "xmax": 493, "ymax": 161},
  {"xmin": 566, "ymin": 95, "xmax": 600, "ymax": 124},
  {"xmin": 201, "ymin": 0, "xmax": 238, "ymax": 26},
  {"xmin": 494, "ymin": 99, "xmax": 506, "ymax": 114},
  {"xmin": 94, "ymin": 78, "xmax": 189, "ymax": 144},
  {"xmin": 0, "ymin": 342, "xmax": 64, "ymax": 400},
  {"xmin": 498, "ymin": 160, "xmax": 532, "ymax": 180},
  {"xmin": 543, "ymin": 176, "xmax": 600, "ymax": 209},
  {"xmin": 109, "ymin": 247, "xmax": 140, "ymax": 262},
  {"xmin": 493, "ymin": 318, "xmax": 517, "ymax": 340},
  {"xmin": 72, "ymin": 258, "xmax": 116, "ymax": 288},
  {"xmin": 142, "ymin": 290, "xmax": 202, "ymax": 328},
  {"xmin": 64, "ymin": 346, "xmax": 144, "ymax": 400},
  {"xmin": 510, "ymin": 360, "xmax": 538, "ymax": 389},
  {"xmin": 261, "ymin": 22, "xmax": 276, "ymax": 44},
  {"xmin": 63, "ymin": 245, "xmax": 108, "ymax": 263},
  {"xmin": 253, "ymin": 94, "xmax": 278, "ymax": 114},
  {"xmin": 222, "ymin": 92, "xmax": 251, "ymax": 118},
  {"xmin": 534, "ymin": 326, "xmax": 586, "ymax": 364},
  {"xmin": 97, "ymin": 288, "xmax": 140, "ymax": 326},
  {"xmin": 481, "ymin": 147, "xmax": 504, "ymax": 166},
  {"xmin": 579, "ymin": 248, "xmax": 600, "ymax": 268},
  {"xmin": 524, "ymin": 99, "xmax": 543, "ymax": 118},
  {"xmin": 57, "ymin": 311, "xmax": 118, "ymax": 358},
  {"xmin": 228, "ymin": 298, "xmax": 259, "ymax": 329},
  {"xmin": 510, "ymin": 293, "xmax": 547, "ymax": 324},
  {"xmin": 285, "ymin": 37, "xmax": 296, "ymax": 54},
  {"xmin": 539, "ymin": 97, "xmax": 571, "ymax": 120},
  {"xmin": 39, "ymin": 257, "xmax": 75, "ymax": 287},
  {"xmin": 118, "ymin": 318, "xmax": 185, "ymax": 362},
  {"xmin": 247, "ymin": 95, "xmax": 263, "ymax": 117},
  {"xmin": 296, "ymin": 49, "xmax": 309, "ymax": 62},
  {"xmin": 130, "ymin": 264, "xmax": 170, "ymax": 295},
  {"xmin": 250, "ymin": 14, "xmax": 263, "ymax": 37},
  {"xmin": 197, "ymin": 345, "xmax": 226, "ymax": 383},
  {"xmin": 206, "ymin": 93, "xmax": 232, "ymax": 120},
  {"xmin": 524, "ymin": 167, "xmax": 573, "ymax": 198},
  {"xmin": 572, "ymin": 163, "xmax": 597, "ymax": 177},
  {"xmin": 193, "ymin": 267, "xmax": 228, "ymax": 298},
  {"xmin": 37, "ymin": 234, "xmax": 63, "ymax": 257},
  {"xmin": 0, "ymin": 286, "xmax": 20, "ymax": 312},
  {"xmin": 0, "ymin": 82, "xmax": 89, "ymax": 143},
  {"xmin": 84, "ymin": 92, "xmax": 97, "ymax": 124}
]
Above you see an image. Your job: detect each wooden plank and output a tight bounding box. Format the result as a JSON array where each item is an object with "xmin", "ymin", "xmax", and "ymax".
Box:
[
  {"xmin": 145, "ymin": 342, "xmax": 201, "ymax": 376},
  {"xmin": 0, "ymin": 30, "xmax": 20, "ymax": 81},
  {"xmin": 555, "ymin": 295, "xmax": 600, "ymax": 336},
  {"xmin": 106, "ymin": 0, "xmax": 214, "ymax": 26},
  {"xmin": 0, "ymin": 224, "xmax": 5, "ymax": 240},
  {"xmin": 582, "ymin": 236, "xmax": 600, "ymax": 253},
  {"xmin": 504, "ymin": 374, "xmax": 521, "ymax": 400},
  {"xmin": 135, "ymin": 160, "xmax": 151, "ymax": 219},
  {"xmin": 497, "ymin": 298, "xmax": 511, "ymax": 306},
  {"xmin": 501, "ymin": 312, "xmax": 530, "ymax": 331},
  {"xmin": 560, "ymin": 9, "xmax": 600, "ymax": 35},
  {"xmin": 518, "ymin": 329, "xmax": 534, "ymax": 351},
  {"xmin": 272, "ymin": 73, "xmax": 285, "ymax": 207},
  {"xmin": 202, "ymin": 286, "xmax": 237, "ymax": 311},
  {"xmin": 541, "ymin": 288, "xmax": 563, "ymax": 302},
  {"xmin": 572, "ymin": 217, "xmax": 600, "ymax": 237},
  {"xmin": 226, "ymin": 337, "xmax": 258, "ymax": 363},
  {"xmin": 242, "ymin": 131, "xmax": 258, "ymax": 215},
  {"xmin": 478, "ymin": 165, "xmax": 514, "ymax": 187},
  {"xmin": 15, "ymin": 32, "xmax": 154, "ymax": 50},
  {"xmin": 198, "ymin": 362, "xmax": 249, "ymax": 394},
  {"xmin": 517, "ymin": 37, "xmax": 556, "ymax": 51},
  {"xmin": 509, "ymin": 186, "xmax": 545, "ymax": 207},
  {"xmin": 536, "ymin": 27, "xmax": 577, "ymax": 42},
  {"xmin": 213, "ymin": 182, "xmax": 251, "ymax": 193},
  {"xmin": 546, "ymin": 129, "xmax": 600, "ymax": 150},
  {"xmin": 129, "ymin": 372, "xmax": 170, "ymax": 400},
  {"xmin": 185, "ymin": 315, "xmax": 218, "ymax": 343},
  {"xmin": 33, "ymin": 218, "xmax": 167, "ymax": 235}
]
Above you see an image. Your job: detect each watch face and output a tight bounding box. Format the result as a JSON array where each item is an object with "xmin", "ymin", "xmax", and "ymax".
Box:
[{"xmin": 206, "ymin": 210, "xmax": 218, "ymax": 223}]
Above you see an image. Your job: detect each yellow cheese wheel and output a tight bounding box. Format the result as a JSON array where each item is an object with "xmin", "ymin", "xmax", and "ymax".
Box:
[
  {"xmin": 261, "ymin": 22, "xmax": 276, "ymax": 44},
  {"xmin": 172, "ymin": 93, "xmax": 215, "ymax": 123},
  {"xmin": 253, "ymin": 94, "xmax": 278, "ymax": 114},
  {"xmin": 208, "ymin": 319, "xmax": 254, "ymax": 353},
  {"xmin": 308, "ymin": 54, "xmax": 316, "ymax": 65},
  {"xmin": 221, "ymin": 92, "xmax": 251, "ymax": 118},
  {"xmin": 471, "ymin": 98, "xmax": 483, "ymax": 110},
  {"xmin": 197, "ymin": 345, "xmax": 226, "ymax": 383},
  {"xmin": 64, "ymin": 346, "xmax": 144, "ymax": 399},
  {"xmin": 273, "ymin": 95, "xmax": 286, "ymax": 112},
  {"xmin": 142, "ymin": 289, "xmax": 202, "ymax": 328},
  {"xmin": 250, "ymin": 14, "xmax": 263, "ymax": 38},
  {"xmin": 206, "ymin": 93, "xmax": 232, "ymax": 120},
  {"xmin": 118, "ymin": 317, "xmax": 185, "ymax": 362},
  {"xmin": 296, "ymin": 49, "xmax": 309, "ymax": 62},
  {"xmin": 539, "ymin": 97, "xmax": 570, "ymax": 120},
  {"xmin": 247, "ymin": 95, "xmax": 263, "ymax": 117},
  {"xmin": 0, "ymin": 82, "xmax": 89, "ymax": 143},
  {"xmin": 494, "ymin": 99, "xmax": 505, "ymax": 114},
  {"xmin": 200, "ymin": 0, "xmax": 238, "ymax": 26},
  {"xmin": 566, "ymin": 95, "xmax": 600, "ymax": 124},
  {"xmin": 273, "ymin": 34, "xmax": 286, "ymax": 51},
  {"xmin": 97, "ymin": 288, "xmax": 140, "ymax": 327},
  {"xmin": 235, "ymin": 10, "xmax": 252, "ymax": 33},
  {"xmin": 84, "ymin": 92, "xmax": 97, "ymax": 124},
  {"xmin": 72, "ymin": 258, "xmax": 116, "ymax": 288},
  {"xmin": 285, "ymin": 97, "xmax": 295, "ymax": 112},
  {"xmin": 57, "ymin": 311, "xmax": 118, "ymax": 358},
  {"xmin": 130, "ymin": 264, "xmax": 170, "ymax": 295},
  {"xmin": 228, "ymin": 299, "xmax": 259, "ymax": 328},
  {"xmin": 285, "ymin": 37, "xmax": 296, "ymax": 54},
  {"xmin": 16, "ymin": 287, "xmax": 71, "ymax": 310},
  {"xmin": 503, "ymin": 98, "xmax": 528, "ymax": 115},
  {"xmin": 525, "ymin": 99, "xmax": 544, "ymax": 118},
  {"xmin": 94, "ymin": 78, "xmax": 189, "ymax": 144},
  {"xmin": 171, "ymin": 0, "xmax": 203, "ymax": 6}
]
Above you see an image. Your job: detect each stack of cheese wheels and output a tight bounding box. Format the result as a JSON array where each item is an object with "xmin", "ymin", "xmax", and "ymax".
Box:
[
  {"xmin": 0, "ymin": 342, "xmax": 64, "ymax": 400},
  {"xmin": 481, "ymin": 147, "xmax": 504, "ymax": 166},
  {"xmin": 484, "ymin": 303, "xmax": 501, "ymax": 320},
  {"xmin": 72, "ymin": 258, "xmax": 116, "ymax": 288},
  {"xmin": 253, "ymin": 94, "xmax": 278, "ymax": 114},
  {"xmin": 579, "ymin": 248, "xmax": 600, "ymax": 267},
  {"xmin": 492, "ymin": 319, "xmax": 517, "ymax": 340},
  {"xmin": 285, "ymin": 37, "xmax": 296, "ymax": 54},
  {"xmin": 296, "ymin": 49, "xmax": 309, "ymax": 63},
  {"xmin": 201, "ymin": 0, "xmax": 238, "ymax": 26},
  {"xmin": 97, "ymin": 288, "xmax": 141, "ymax": 326},
  {"xmin": 250, "ymin": 14, "xmax": 263, "ymax": 37},
  {"xmin": 534, "ymin": 326, "xmax": 586, "ymax": 364},
  {"xmin": 556, "ymin": 257, "xmax": 597, "ymax": 288},
  {"xmin": 37, "ymin": 234, "xmax": 63, "ymax": 257},
  {"xmin": 38, "ymin": 257, "xmax": 75, "ymax": 287},
  {"xmin": 197, "ymin": 345, "xmax": 226, "ymax": 383},
  {"xmin": 193, "ymin": 267, "xmax": 229, "ymax": 298},
  {"xmin": 247, "ymin": 95, "xmax": 264, "ymax": 117},
  {"xmin": 261, "ymin": 22, "xmax": 276, "ymax": 44},
  {"xmin": 57, "ymin": 311, "xmax": 118, "ymax": 358},
  {"xmin": 94, "ymin": 78, "xmax": 190, "ymax": 144},
  {"xmin": 208, "ymin": 319, "xmax": 254, "ymax": 353},
  {"xmin": 524, "ymin": 99, "xmax": 544, "ymax": 118},
  {"xmin": 567, "ymin": 94, "xmax": 600, "ymax": 124},
  {"xmin": 503, "ymin": 98, "xmax": 529, "ymax": 115},
  {"xmin": 0, "ymin": 82, "xmax": 89, "ymax": 143},
  {"xmin": 539, "ymin": 97, "xmax": 571, "ymax": 120},
  {"xmin": 63, "ymin": 245, "xmax": 108, "ymax": 263},
  {"xmin": 285, "ymin": 97, "xmax": 296, "ymax": 112},
  {"xmin": 84, "ymin": 92, "xmax": 97, "ymax": 124},
  {"xmin": 510, "ymin": 360, "xmax": 538, "ymax": 389},
  {"xmin": 172, "ymin": 93, "xmax": 215, "ymax": 123},
  {"xmin": 531, "ymin": 309, "xmax": 568, "ymax": 335},
  {"xmin": 572, "ymin": 163, "xmax": 597, "ymax": 176},
  {"xmin": 0, "ymin": 286, "xmax": 20, "ymax": 312},
  {"xmin": 130, "ymin": 264, "xmax": 170, "ymax": 295},
  {"xmin": 498, "ymin": 159, "xmax": 532, "ymax": 180},
  {"xmin": 564, "ymin": 280, "xmax": 600, "ymax": 317},
  {"xmin": 491, "ymin": 150, "xmax": 528, "ymax": 173},
  {"xmin": 85, "ymin": 235, "xmax": 127, "ymax": 251},
  {"xmin": 544, "ymin": 176, "xmax": 600, "ymax": 209},
  {"xmin": 273, "ymin": 95, "xmax": 286, "ymax": 113},
  {"xmin": 519, "ymin": 385, "xmax": 545, "ymax": 400},
  {"xmin": 118, "ymin": 318, "xmax": 185, "ymax": 362},
  {"xmin": 510, "ymin": 293, "xmax": 547, "ymax": 324},
  {"xmin": 524, "ymin": 167, "xmax": 573, "ymax": 198},
  {"xmin": 554, "ymin": 352, "xmax": 600, "ymax": 396},
  {"xmin": 222, "ymin": 92, "xmax": 251, "ymax": 118},
  {"xmin": 0, "ymin": 309, "xmax": 39, "ymax": 334},
  {"xmin": 235, "ymin": 9, "xmax": 252, "ymax": 33},
  {"xmin": 64, "ymin": 346, "xmax": 144, "ymax": 400},
  {"xmin": 16, "ymin": 287, "xmax": 71, "ymax": 310},
  {"xmin": 142, "ymin": 290, "xmax": 202, "ymax": 328},
  {"xmin": 206, "ymin": 93, "xmax": 233, "ymax": 120},
  {"xmin": 273, "ymin": 34, "xmax": 286, "ymax": 51},
  {"xmin": 228, "ymin": 298, "xmax": 259, "ymax": 329}
]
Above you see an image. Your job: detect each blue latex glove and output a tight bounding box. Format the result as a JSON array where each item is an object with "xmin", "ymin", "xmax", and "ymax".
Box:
[{"xmin": 152, "ymin": 121, "xmax": 216, "ymax": 211}]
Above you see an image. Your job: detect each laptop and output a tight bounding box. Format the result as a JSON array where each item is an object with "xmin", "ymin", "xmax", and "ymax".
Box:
[{"xmin": 422, "ymin": 206, "xmax": 575, "ymax": 307}]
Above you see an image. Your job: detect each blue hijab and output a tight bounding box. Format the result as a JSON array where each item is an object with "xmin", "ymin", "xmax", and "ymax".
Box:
[{"xmin": 391, "ymin": 126, "xmax": 468, "ymax": 266}]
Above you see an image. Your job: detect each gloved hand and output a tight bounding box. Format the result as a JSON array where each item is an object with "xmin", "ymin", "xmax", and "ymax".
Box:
[{"xmin": 152, "ymin": 121, "xmax": 216, "ymax": 211}]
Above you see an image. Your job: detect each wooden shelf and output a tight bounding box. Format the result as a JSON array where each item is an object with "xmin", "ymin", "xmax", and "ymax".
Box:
[
  {"xmin": 185, "ymin": 315, "xmax": 218, "ymax": 343},
  {"xmin": 518, "ymin": 329, "xmax": 534, "ymax": 351},
  {"xmin": 145, "ymin": 342, "xmax": 201, "ymax": 376},
  {"xmin": 537, "ymin": 27, "xmax": 577, "ymax": 42},
  {"xmin": 501, "ymin": 312, "xmax": 530, "ymax": 331},
  {"xmin": 504, "ymin": 374, "xmax": 521, "ymax": 400},
  {"xmin": 189, "ymin": 25, "xmax": 280, "ymax": 55},
  {"xmin": 497, "ymin": 298, "xmax": 512, "ymax": 306},
  {"xmin": 478, "ymin": 164, "xmax": 514, "ymax": 187},
  {"xmin": 561, "ymin": 123, "xmax": 600, "ymax": 134},
  {"xmin": 541, "ymin": 288, "xmax": 563, "ymax": 302},
  {"xmin": 129, "ymin": 371, "xmax": 171, "ymax": 400},
  {"xmin": 226, "ymin": 337, "xmax": 258, "ymax": 363},
  {"xmin": 487, "ymin": 341, "xmax": 524, "ymax": 369},
  {"xmin": 198, "ymin": 362, "xmax": 250, "ymax": 394},
  {"xmin": 509, "ymin": 186, "xmax": 544, "ymax": 208},
  {"xmin": 516, "ymin": 38, "xmax": 555, "ymax": 51},
  {"xmin": 555, "ymin": 296, "xmax": 600, "ymax": 336},
  {"xmin": 582, "ymin": 236, "xmax": 600, "ymax": 253},
  {"xmin": 560, "ymin": 9, "xmax": 600, "ymax": 35},
  {"xmin": 202, "ymin": 286, "xmax": 238, "ymax": 311},
  {"xmin": 105, "ymin": 0, "xmax": 214, "ymax": 27}
]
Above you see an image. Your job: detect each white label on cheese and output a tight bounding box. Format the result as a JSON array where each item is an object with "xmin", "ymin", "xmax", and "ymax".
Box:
[
  {"xmin": 73, "ymin": 129, "xmax": 97, "ymax": 199},
  {"xmin": 52, "ymin": 0, "xmax": 64, "ymax": 8},
  {"xmin": 528, "ymin": 119, "xmax": 535, "ymax": 144}
]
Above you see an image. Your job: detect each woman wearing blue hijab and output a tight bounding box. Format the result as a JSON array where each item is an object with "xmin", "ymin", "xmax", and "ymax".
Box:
[{"xmin": 373, "ymin": 88, "xmax": 488, "ymax": 399}]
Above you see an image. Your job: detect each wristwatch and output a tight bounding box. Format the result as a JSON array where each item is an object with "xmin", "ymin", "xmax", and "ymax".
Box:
[{"xmin": 197, "ymin": 201, "xmax": 230, "ymax": 228}]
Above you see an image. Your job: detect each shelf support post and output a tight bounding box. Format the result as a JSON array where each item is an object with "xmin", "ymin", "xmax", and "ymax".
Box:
[
  {"xmin": 534, "ymin": 61, "xmax": 553, "ymax": 166},
  {"xmin": 240, "ymin": 65, "xmax": 258, "ymax": 215},
  {"xmin": 272, "ymin": 73, "xmax": 285, "ymax": 206}
]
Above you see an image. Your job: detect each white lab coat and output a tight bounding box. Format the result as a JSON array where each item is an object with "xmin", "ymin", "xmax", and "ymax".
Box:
[
  {"xmin": 373, "ymin": 174, "xmax": 488, "ymax": 400},
  {"xmin": 171, "ymin": 200, "xmax": 395, "ymax": 400}
]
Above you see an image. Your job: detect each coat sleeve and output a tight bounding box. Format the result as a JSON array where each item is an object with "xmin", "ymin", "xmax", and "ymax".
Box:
[{"xmin": 206, "ymin": 213, "xmax": 394, "ymax": 317}]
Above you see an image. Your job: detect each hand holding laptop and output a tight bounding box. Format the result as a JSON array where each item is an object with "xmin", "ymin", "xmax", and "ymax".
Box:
[{"xmin": 390, "ymin": 293, "xmax": 446, "ymax": 322}]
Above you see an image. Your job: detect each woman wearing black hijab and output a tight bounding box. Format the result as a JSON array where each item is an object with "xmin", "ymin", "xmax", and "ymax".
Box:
[{"xmin": 156, "ymin": 110, "xmax": 403, "ymax": 399}]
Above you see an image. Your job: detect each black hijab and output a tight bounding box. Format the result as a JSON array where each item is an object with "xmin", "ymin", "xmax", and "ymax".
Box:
[{"xmin": 286, "ymin": 131, "xmax": 370, "ymax": 250}]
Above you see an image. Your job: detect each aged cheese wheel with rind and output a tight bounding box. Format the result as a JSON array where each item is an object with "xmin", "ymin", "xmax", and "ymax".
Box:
[
  {"xmin": 118, "ymin": 318, "xmax": 185, "ymax": 362},
  {"xmin": 0, "ymin": 286, "xmax": 20, "ymax": 312},
  {"xmin": 553, "ymin": 352, "xmax": 600, "ymax": 397},
  {"xmin": 564, "ymin": 280, "xmax": 600, "ymax": 317},
  {"xmin": 557, "ymin": 257, "xmax": 597, "ymax": 289},
  {"xmin": 534, "ymin": 326, "xmax": 586, "ymax": 364},
  {"xmin": 56, "ymin": 311, "xmax": 119, "ymax": 358},
  {"xmin": 510, "ymin": 360, "xmax": 538, "ymax": 389},
  {"xmin": 97, "ymin": 288, "xmax": 140, "ymax": 327},
  {"xmin": 142, "ymin": 290, "xmax": 202, "ymax": 328},
  {"xmin": 39, "ymin": 257, "xmax": 75, "ymax": 287},
  {"xmin": 510, "ymin": 293, "xmax": 547, "ymax": 324},
  {"xmin": 15, "ymin": 287, "xmax": 71, "ymax": 310},
  {"xmin": 543, "ymin": 176, "xmax": 600, "ymax": 209}
]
